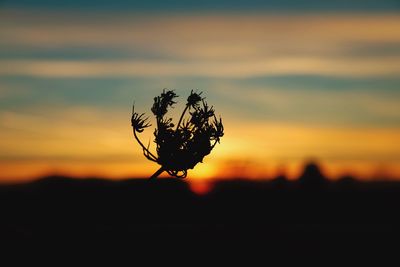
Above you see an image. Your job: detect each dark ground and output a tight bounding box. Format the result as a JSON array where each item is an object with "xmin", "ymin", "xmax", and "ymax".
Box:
[{"xmin": 1, "ymin": 164, "xmax": 399, "ymax": 263}]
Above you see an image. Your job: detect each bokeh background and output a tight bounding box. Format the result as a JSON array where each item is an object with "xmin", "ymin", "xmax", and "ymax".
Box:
[{"xmin": 0, "ymin": 0, "xmax": 399, "ymax": 185}]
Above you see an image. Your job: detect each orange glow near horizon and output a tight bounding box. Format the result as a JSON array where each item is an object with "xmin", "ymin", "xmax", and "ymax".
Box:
[{"xmin": 0, "ymin": 121, "xmax": 399, "ymax": 184}]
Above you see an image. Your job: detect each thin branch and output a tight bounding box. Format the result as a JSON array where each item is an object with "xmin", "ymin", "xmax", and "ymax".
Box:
[
  {"xmin": 175, "ymin": 104, "xmax": 189, "ymax": 132},
  {"xmin": 133, "ymin": 128, "xmax": 158, "ymax": 161},
  {"xmin": 150, "ymin": 167, "xmax": 165, "ymax": 180},
  {"xmin": 211, "ymin": 140, "xmax": 219, "ymax": 150}
]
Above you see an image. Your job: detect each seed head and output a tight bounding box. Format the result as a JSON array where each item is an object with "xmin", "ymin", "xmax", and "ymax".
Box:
[{"xmin": 131, "ymin": 89, "xmax": 224, "ymax": 179}]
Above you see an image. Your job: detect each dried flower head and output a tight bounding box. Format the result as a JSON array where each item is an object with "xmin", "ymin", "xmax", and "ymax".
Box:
[
  {"xmin": 187, "ymin": 90, "xmax": 203, "ymax": 108},
  {"xmin": 131, "ymin": 89, "xmax": 224, "ymax": 179}
]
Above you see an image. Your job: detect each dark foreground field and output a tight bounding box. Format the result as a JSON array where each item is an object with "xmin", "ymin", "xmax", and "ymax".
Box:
[{"xmin": 1, "ymin": 166, "xmax": 399, "ymax": 262}]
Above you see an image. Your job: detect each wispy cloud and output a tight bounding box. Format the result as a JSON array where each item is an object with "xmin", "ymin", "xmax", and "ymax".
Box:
[
  {"xmin": 1, "ymin": 12, "xmax": 399, "ymax": 78},
  {"xmin": 1, "ymin": 12, "xmax": 400, "ymax": 59},
  {"xmin": 1, "ymin": 56, "xmax": 399, "ymax": 78},
  {"xmin": 212, "ymin": 83, "xmax": 400, "ymax": 126}
]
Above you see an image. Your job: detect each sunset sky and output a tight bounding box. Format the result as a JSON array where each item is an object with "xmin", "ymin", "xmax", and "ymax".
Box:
[{"xmin": 0, "ymin": 0, "xmax": 399, "ymax": 183}]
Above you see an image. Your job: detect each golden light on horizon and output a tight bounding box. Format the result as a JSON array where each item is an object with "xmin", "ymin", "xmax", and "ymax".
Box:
[{"xmin": 0, "ymin": 120, "xmax": 399, "ymax": 183}]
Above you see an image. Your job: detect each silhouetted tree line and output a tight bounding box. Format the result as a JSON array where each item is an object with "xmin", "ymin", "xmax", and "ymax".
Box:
[{"xmin": 1, "ymin": 161, "xmax": 399, "ymax": 261}]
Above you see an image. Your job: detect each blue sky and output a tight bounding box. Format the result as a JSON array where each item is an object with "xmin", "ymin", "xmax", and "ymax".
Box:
[
  {"xmin": 1, "ymin": 10, "xmax": 399, "ymax": 128},
  {"xmin": 2, "ymin": 0, "xmax": 400, "ymax": 11}
]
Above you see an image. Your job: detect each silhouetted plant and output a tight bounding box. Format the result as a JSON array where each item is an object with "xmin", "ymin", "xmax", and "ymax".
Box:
[{"xmin": 131, "ymin": 89, "xmax": 224, "ymax": 180}]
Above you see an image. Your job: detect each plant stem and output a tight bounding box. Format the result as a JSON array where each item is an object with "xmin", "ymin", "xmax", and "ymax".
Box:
[
  {"xmin": 175, "ymin": 105, "xmax": 189, "ymax": 131},
  {"xmin": 150, "ymin": 167, "xmax": 165, "ymax": 180},
  {"xmin": 133, "ymin": 129, "xmax": 157, "ymax": 161}
]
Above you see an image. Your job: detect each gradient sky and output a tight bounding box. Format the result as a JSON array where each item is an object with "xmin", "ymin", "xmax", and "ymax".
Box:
[{"xmin": 0, "ymin": 1, "xmax": 400, "ymax": 183}]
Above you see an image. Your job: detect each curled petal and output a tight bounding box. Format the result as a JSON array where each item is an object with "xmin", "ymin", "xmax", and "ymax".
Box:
[{"xmin": 131, "ymin": 111, "xmax": 151, "ymax": 133}]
